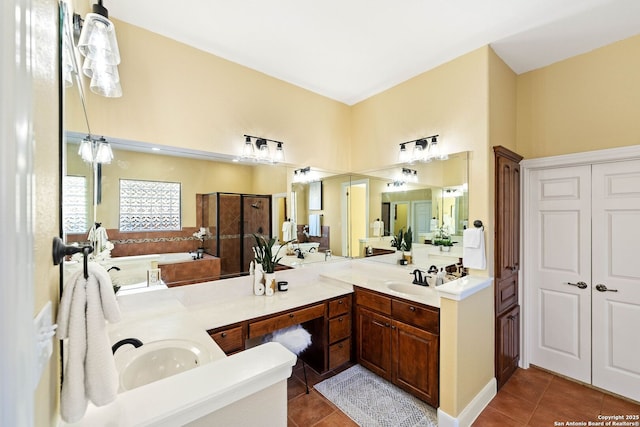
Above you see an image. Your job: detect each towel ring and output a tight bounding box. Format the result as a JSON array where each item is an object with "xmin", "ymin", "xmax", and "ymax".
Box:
[
  {"xmin": 52, "ymin": 237, "xmax": 94, "ymax": 278},
  {"xmin": 473, "ymin": 220, "xmax": 484, "ymax": 230}
]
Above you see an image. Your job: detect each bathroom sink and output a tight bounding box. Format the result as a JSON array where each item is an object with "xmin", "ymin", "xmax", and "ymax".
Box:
[
  {"xmin": 386, "ymin": 282, "xmax": 431, "ymax": 296},
  {"xmin": 114, "ymin": 339, "xmax": 212, "ymax": 391}
]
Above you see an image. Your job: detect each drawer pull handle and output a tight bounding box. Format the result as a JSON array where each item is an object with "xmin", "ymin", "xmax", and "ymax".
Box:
[
  {"xmin": 338, "ymin": 317, "xmax": 343, "ymax": 322},
  {"xmin": 338, "ymin": 300, "xmax": 343, "ymax": 304},
  {"xmin": 409, "ymin": 306, "xmax": 416, "ymax": 312},
  {"xmin": 289, "ymin": 313, "xmax": 294, "ymax": 318},
  {"xmin": 391, "ymin": 325, "xmax": 396, "ymax": 330},
  {"xmin": 221, "ymin": 332, "xmax": 227, "ymax": 338},
  {"xmin": 338, "ymin": 343, "xmax": 343, "ymax": 348}
]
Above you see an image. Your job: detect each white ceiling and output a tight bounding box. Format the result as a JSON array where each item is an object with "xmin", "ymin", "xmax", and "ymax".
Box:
[{"xmin": 106, "ymin": 0, "xmax": 640, "ymax": 105}]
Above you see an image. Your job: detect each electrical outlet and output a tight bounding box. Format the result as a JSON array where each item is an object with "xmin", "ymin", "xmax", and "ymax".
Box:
[{"xmin": 33, "ymin": 301, "xmax": 56, "ymax": 389}]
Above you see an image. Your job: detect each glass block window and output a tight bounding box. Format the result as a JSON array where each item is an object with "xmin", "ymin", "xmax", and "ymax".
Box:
[
  {"xmin": 63, "ymin": 175, "xmax": 88, "ymax": 234},
  {"xmin": 119, "ymin": 179, "xmax": 181, "ymax": 232}
]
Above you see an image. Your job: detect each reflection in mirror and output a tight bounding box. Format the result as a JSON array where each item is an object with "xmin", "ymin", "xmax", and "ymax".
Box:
[
  {"xmin": 63, "ymin": 133, "xmax": 351, "ymax": 287},
  {"xmin": 353, "ymin": 152, "xmax": 469, "ymax": 273},
  {"xmin": 289, "ymin": 171, "xmax": 351, "ymax": 264},
  {"xmin": 64, "ymin": 132, "xmax": 293, "ymax": 282}
]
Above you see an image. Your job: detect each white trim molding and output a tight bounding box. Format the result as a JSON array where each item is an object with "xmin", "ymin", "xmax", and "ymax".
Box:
[{"xmin": 437, "ymin": 377, "xmax": 497, "ymax": 427}]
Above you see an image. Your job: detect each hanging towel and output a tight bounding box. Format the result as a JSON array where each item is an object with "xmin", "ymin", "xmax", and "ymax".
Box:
[
  {"xmin": 463, "ymin": 228, "xmax": 486, "ymax": 270},
  {"xmin": 282, "ymin": 221, "xmax": 292, "ymax": 242},
  {"xmin": 372, "ymin": 220, "xmax": 383, "ymax": 237},
  {"xmin": 88, "ymin": 225, "xmax": 109, "ymax": 254},
  {"xmin": 57, "ymin": 262, "xmax": 121, "ymax": 423},
  {"xmin": 308, "ymin": 214, "xmax": 321, "ymax": 237}
]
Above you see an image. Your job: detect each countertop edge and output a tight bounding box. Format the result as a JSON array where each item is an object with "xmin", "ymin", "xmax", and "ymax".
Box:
[{"xmin": 436, "ymin": 276, "xmax": 493, "ymax": 301}]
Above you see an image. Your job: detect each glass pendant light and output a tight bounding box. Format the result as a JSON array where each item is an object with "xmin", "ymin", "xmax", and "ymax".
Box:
[
  {"xmin": 78, "ymin": 137, "xmax": 94, "ymax": 163},
  {"xmin": 242, "ymin": 136, "xmax": 254, "ymax": 157},
  {"xmin": 77, "ymin": 1, "xmax": 122, "ymax": 97},
  {"xmin": 274, "ymin": 142, "xmax": 285, "ymax": 163},
  {"xmin": 257, "ymin": 140, "xmax": 270, "ymax": 161},
  {"xmin": 94, "ymin": 137, "xmax": 114, "ymax": 164}
]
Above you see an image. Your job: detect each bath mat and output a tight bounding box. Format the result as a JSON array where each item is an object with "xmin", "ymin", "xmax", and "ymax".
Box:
[{"xmin": 314, "ymin": 364, "xmax": 438, "ymax": 427}]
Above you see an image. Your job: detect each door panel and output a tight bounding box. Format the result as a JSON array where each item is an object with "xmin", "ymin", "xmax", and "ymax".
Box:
[
  {"xmin": 592, "ymin": 160, "xmax": 640, "ymax": 401},
  {"xmin": 529, "ymin": 166, "xmax": 592, "ymax": 383}
]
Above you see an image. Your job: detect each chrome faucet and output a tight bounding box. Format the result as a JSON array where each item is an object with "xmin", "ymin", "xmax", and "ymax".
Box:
[{"xmin": 112, "ymin": 338, "xmax": 143, "ymax": 354}]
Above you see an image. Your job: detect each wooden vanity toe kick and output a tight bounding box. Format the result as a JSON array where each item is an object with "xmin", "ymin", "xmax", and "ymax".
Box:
[{"xmin": 248, "ymin": 303, "xmax": 326, "ymax": 338}]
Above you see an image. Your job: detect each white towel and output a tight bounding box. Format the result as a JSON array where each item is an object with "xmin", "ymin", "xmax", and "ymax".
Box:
[
  {"xmin": 372, "ymin": 220, "xmax": 383, "ymax": 237},
  {"xmin": 88, "ymin": 225, "xmax": 109, "ymax": 254},
  {"xmin": 463, "ymin": 227, "xmax": 482, "ymax": 248},
  {"xmin": 463, "ymin": 228, "xmax": 486, "ymax": 270},
  {"xmin": 282, "ymin": 221, "xmax": 292, "ymax": 242},
  {"xmin": 57, "ymin": 262, "xmax": 121, "ymax": 423},
  {"xmin": 308, "ymin": 214, "xmax": 321, "ymax": 237}
]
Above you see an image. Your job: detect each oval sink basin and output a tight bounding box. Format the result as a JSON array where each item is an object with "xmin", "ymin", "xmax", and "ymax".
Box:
[
  {"xmin": 114, "ymin": 339, "xmax": 212, "ymax": 391},
  {"xmin": 386, "ymin": 283, "xmax": 430, "ymax": 296}
]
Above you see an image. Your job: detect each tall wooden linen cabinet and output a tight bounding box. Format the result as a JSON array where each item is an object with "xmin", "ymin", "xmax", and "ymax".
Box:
[{"xmin": 493, "ymin": 146, "xmax": 523, "ymax": 389}]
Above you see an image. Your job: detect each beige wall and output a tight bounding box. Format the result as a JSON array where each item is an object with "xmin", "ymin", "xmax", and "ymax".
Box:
[
  {"xmin": 65, "ymin": 19, "xmax": 352, "ymax": 173},
  {"xmin": 517, "ymin": 34, "xmax": 640, "ymax": 159},
  {"xmin": 440, "ymin": 285, "xmax": 495, "ymax": 417}
]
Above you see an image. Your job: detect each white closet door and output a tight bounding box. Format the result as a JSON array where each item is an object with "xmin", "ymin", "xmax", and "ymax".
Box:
[
  {"xmin": 529, "ymin": 166, "xmax": 592, "ymax": 383},
  {"xmin": 592, "ymin": 159, "xmax": 640, "ymax": 402}
]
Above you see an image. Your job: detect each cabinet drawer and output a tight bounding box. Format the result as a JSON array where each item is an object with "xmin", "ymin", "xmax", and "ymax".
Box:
[
  {"xmin": 496, "ymin": 274, "xmax": 518, "ymax": 315},
  {"xmin": 248, "ymin": 303, "xmax": 325, "ymax": 338},
  {"xmin": 209, "ymin": 325, "xmax": 244, "ymax": 354},
  {"xmin": 391, "ymin": 300, "xmax": 439, "ymax": 334},
  {"xmin": 328, "ymin": 295, "xmax": 352, "ymax": 317},
  {"xmin": 329, "ymin": 338, "xmax": 351, "ymax": 370},
  {"xmin": 356, "ymin": 287, "xmax": 391, "ymax": 315},
  {"xmin": 329, "ymin": 314, "xmax": 351, "ymax": 343}
]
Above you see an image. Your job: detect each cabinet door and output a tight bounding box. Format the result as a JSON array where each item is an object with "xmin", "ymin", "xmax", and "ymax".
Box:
[
  {"xmin": 356, "ymin": 306, "xmax": 391, "ymax": 380},
  {"xmin": 392, "ymin": 320, "xmax": 439, "ymax": 406},
  {"xmin": 494, "ymin": 146, "xmax": 523, "ymax": 279},
  {"xmin": 496, "ymin": 305, "xmax": 520, "ymax": 389}
]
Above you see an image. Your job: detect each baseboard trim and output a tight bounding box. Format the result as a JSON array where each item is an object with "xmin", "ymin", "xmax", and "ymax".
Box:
[{"xmin": 437, "ymin": 377, "xmax": 497, "ymax": 427}]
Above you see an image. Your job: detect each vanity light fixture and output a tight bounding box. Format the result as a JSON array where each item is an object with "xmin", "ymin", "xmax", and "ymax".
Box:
[
  {"xmin": 293, "ymin": 166, "xmax": 316, "ymax": 183},
  {"xmin": 74, "ymin": 0, "xmax": 122, "ymax": 97},
  {"xmin": 401, "ymin": 167, "xmax": 418, "ymax": 183},
  {"xmin": 241, "ymin": 135, "xmax": 286, "ymax": 164},
  {"xmin": 387, "ymin": 180, "xmax": 407, "ymax": 191},
  {"xmin": 78, "ymin": 135, "xmax": 114, "ymax": 164},
  {"xmin": 398, "ymin": 134, "xmax": 447, "ymax": 163}
]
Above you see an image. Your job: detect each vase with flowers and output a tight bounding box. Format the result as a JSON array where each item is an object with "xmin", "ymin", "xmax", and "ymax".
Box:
[{"xmin": 192, "ymin": 227, "xmax": 209, "ymax": 259}]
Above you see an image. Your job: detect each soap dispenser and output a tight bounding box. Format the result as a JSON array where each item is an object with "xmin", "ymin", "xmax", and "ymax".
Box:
[
  {"xmin": 435, "ymin": 268, "xmax": 445, "ymax": 286},
  {"xmin": 254, "ymin": 263, "xmax": 265, "ymax": 296}
]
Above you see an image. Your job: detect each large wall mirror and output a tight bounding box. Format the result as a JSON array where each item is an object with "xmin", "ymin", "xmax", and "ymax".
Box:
[{"xmin": 349, "ymin": 151, "xmax": 469, "ymax": 261}]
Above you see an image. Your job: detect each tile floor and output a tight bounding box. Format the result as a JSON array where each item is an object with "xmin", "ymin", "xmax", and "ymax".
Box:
[{"xmin": 287, "ymin": 361, "xmax": 640, "ymax": 427}]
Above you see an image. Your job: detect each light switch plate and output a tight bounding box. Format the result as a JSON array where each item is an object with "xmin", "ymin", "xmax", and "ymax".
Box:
[{"xmin": 33, "ymin": 301, "xmax": 54, "ymax": 389}]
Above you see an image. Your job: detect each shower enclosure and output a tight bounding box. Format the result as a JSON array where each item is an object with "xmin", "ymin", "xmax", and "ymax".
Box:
[{"xmin": 202, "ymin": 193, "xmax": 272, "ymax": 277}]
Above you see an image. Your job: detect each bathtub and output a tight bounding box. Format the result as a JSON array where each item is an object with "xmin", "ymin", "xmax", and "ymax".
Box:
[{"xmin": 274, "ymin": 242, "xmax": 320, "ymax": 254}]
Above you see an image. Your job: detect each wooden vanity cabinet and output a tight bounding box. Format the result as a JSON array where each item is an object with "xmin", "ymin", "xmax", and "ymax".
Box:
[
  {"xmin": 355, "ymin": 286, "xmax": 439, "ymax": 406},
  {"xmin": 327, "ymin": 295, "xmax": 352, "ymax": 370},
  {"xmin": 357, "ymin": 306, "xmax": 392, "ymax": 378},
  {"xmin": 207, "ymin": 323, "xmax": 246, "ymax": 355}
]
